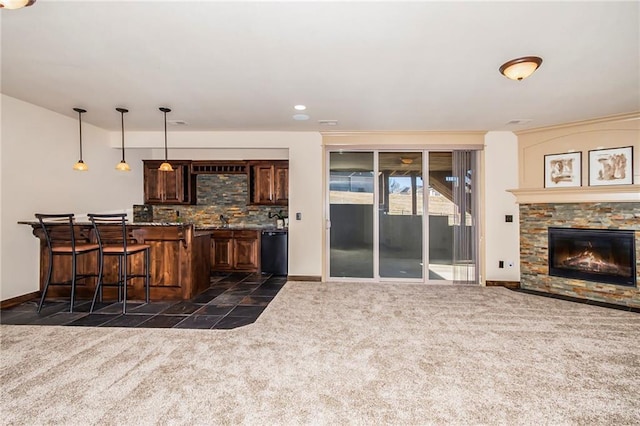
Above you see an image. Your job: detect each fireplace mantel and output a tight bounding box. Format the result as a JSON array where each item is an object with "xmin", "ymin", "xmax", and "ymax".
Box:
[{"xmin": 507, "ymin": 185, "xmax": 640, "ymax": 204}]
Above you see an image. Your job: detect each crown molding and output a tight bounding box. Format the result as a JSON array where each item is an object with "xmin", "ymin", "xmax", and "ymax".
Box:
[{"xmin": 507, "ymin": 185, "xmax": 640, "ymax": 204}]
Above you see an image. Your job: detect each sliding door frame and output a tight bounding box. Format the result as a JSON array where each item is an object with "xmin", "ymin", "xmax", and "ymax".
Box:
[{"xmin": 325, "ymin": 145, "xmax": 483, "ymax": 284}]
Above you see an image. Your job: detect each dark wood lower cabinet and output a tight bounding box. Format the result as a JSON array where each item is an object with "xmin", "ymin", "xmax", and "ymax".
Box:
[
  {"xmin": 26, "ymin": 224, "xmax": 211, "ymax": 301},
  {"xmin": 211, "ymin": 231, "xmax": 233, "ymax": 271},
  {"xmin": 211, "ymin": 230, "xmax": 260, "ymax": 272}
]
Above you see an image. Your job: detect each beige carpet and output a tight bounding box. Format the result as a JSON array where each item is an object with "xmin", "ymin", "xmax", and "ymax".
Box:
[{"xmin": 1, "ymin": 282, "xmax": 639, "ymax": 425}]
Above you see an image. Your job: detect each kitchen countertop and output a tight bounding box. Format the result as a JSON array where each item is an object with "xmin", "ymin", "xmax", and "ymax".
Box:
[
  {"xmin": 19, "ymin": 220, "xmax": 284, "ymax": 231},
  {"xmin": 19, "ymin": 220, "xmax": 191, "ymax": 227},
  {"xmin": 194, "ymin": 224, "xmax": 280, "ymax": 231}
]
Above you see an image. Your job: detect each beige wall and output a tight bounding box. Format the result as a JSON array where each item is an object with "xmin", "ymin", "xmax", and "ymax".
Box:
[
  {"xmin": 517, "ymin": 113, "xmax": 640, "ymax": 188},
  {"xmin": 483, "ymin": 132, "xmax": 520, "ymax": 282},
  {"xmin": 0, "ymin": 95, "xmax": 150, "ymax": 300}
]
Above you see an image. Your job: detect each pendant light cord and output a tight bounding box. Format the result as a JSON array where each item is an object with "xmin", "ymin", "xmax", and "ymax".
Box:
[
  {"xmin": 164, "ymin": 109, "xmax": 168, "ymax": 161},
  {"xmin": 121, "ymin": 111, "xmax": 125, "ymax": 161},
  {"xmin": 78, "ymin": 110, "xmax": 83, "ymax": 160},
  {"xmin": 120, "ymin": 110, "xmax": 126, "ymax": 162}
]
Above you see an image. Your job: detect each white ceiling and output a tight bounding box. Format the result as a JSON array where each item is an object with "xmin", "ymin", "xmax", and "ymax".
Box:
[{"xmin": 1, "ymin": 1, "xmax": 639, "ymax": 132}]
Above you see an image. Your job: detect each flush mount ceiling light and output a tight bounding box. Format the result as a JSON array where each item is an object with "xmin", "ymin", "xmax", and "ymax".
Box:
[
  {"xmin": 400, "ymin": 157, "xmax": 414, "ymax": 165},
  {"xmin": 499, "ymin": 56, "xmax": 543, "ymax": 81},
  {"xmin": 294, "ymin": 105, "xmax": 306, "ymax": 111},
  {"xmin": 158, "ymin": 107, "xmax": 173, "ymax": 172},
  {"xmin": 72, "ymin": 107, "xmax": 88, "ymax": 171},
  {"xmin": 0, "ymin": 0, "xmax": 35, "ymax": 9},
  {"xmin": 115, "ymin": 108, "xmax": 131, "ymax": 172}
]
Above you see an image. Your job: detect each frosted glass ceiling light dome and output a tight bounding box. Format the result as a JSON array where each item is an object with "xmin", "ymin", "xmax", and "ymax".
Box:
[
  {"xmin": 0, "ymin": 0, "xmax": 36, "ymax": 9},
  {"xmin": 499, "ymin": 56, "xmax": 543, "ymax": 81}
]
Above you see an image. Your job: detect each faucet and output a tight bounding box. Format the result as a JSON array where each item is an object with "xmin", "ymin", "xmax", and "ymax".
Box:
[
  {"xmin": 268, "ymin": 210, "xmax": 284, "ymax": 220},
  {"xmin": 219, "ymin": 214, "xmax": 229, "ymax": 228}
]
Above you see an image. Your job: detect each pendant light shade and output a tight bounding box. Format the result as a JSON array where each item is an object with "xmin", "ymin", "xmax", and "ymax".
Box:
[
  {"xmin": 0, "ymin": 0, "xmax": 36, "ymax": 9},
  {"xmin": 158, "ymin": 107, "xmax": 173, "ymax": 172},
  {"xmin": 499, "ymin": 56, "xmax": 543, "ymax": 81},
  {"xmin": 115, "ymin": 107, "xmax": 131, "ymax": 171},
  {"xmin": 72, "ymin": 107, "xmax": 88, "ymax": 171}
]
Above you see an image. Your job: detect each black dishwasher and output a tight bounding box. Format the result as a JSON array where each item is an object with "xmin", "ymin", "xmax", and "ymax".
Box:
[{"xmin": 261, "ymin": 230, "xmax": 288, "ymax": 276}]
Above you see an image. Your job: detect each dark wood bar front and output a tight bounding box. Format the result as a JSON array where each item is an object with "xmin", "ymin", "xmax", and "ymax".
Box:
[{"xmin": 22, "ymin": 223, "xmax": 212, "ymax": 301}]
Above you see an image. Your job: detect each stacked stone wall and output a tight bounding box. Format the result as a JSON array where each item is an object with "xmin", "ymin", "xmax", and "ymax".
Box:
[{"xmin": 520, "ymin": 202, "xmax": 640, "ymax": 308}]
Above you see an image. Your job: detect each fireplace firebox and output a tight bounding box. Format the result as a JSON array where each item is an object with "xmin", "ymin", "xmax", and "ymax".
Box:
[{"xmin": 548, "ymin": 227, "xmax": 636, "ymax": 287}]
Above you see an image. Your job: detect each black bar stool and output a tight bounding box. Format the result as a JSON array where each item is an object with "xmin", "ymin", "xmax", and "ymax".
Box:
[
  {"xmin": 35, "ymin": 213, "xmax": 100, "ymax": 313},
  {"xmin": 88, "ymin": 213, "xmax": 151, "ymax": 313}
]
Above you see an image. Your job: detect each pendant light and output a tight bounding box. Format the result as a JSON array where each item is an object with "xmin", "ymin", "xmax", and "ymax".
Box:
[
  {"xmin": 158, "ymin": 107, "xmax": 173, "ymax": 172},
  {"xmin": 499, "ymin": 56, "xmax": 543, "ymax": 81},
  {"xmin": 72, "ymin": 107, "xmax": 88, "ymax": 171},
  {"xmin": 0, "ymin": 0, "xmax": 36, "ymax": 9},
  {"xmin": 115, "ymin": 107, "xmax": 131, "ymax": 171}
]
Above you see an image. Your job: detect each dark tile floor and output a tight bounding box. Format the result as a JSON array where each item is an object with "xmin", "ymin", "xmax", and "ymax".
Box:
[{"xmin": 0, "ymin": 273, "xmax": 286, "ymax": 330}]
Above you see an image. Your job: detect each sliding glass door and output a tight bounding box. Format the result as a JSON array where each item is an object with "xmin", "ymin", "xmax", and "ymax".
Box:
[
  {"xmin": 426, "ymin": 151, "xmax": 478, "ymax": 283},
  {"xmin": 378, "ymin": 152, "xmax": 423, "ymax": 279},
  {"xmin": 327, "ymin": 149, "xmax": 478, "ymax": 283},
  {"xmin": 328, "ymin": 152, "xmax": 375, "ymax": 278}
]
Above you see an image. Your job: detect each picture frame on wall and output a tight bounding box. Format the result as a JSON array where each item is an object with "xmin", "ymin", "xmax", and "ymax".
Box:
[
  {"xmin": 588, "ymin": 146, "xmax": 634, "ymax": 186},
  {"xmin": 544, "ymin": 151, "xmax": 582, "ymax": 188}
]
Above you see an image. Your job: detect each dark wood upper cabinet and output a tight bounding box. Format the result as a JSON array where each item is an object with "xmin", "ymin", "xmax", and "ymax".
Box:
[
  {"xmin": 248, "ymin": 160, "xmax": 289, "ymax": 205},
  {"xmin": 273, "ymin": 163, "xmax": 289, "ymax": 204},
  {"xmin": 143, "ymin": 160, "xmax": 196, "ymax": 205}
]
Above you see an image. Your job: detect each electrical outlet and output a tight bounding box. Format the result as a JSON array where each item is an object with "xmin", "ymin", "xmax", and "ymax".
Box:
[
  {"xmin": 296, "ymin": 212, "xmax": 302, "ymax": 220},
  {"xmin": 498, "ymin": 261, "xmax": 504, "ymax": 268},
  {"xmin": 505, "ymin": 215, "xmax": 513, "ymax": 223}
]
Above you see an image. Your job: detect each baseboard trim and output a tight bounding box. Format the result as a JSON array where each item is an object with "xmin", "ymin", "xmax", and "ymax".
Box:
[
  {"xmin": 514, "ymin": 288, "xmax": 639, "ymax": 313},
  {"xmin": 286, "ymin": 275, "xmax": 322, "ymax": 282},
  {"xmin": 1, "ymin": 291, "xmax": 39, "ymax": 310},
  {"xmin": 485, "ymin": 280, "xmax": 520, "ymax": 289}
]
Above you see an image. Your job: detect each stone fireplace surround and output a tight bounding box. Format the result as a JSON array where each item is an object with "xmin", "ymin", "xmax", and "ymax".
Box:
[{"xmin": 517, "ymin": 200, "xmax": 640, "ymax": 308}]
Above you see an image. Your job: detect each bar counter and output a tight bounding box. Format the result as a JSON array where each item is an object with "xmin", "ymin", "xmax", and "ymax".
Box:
[{"xmin": 20, "ymin": 222, "xmax": 212, "ymax": 301}]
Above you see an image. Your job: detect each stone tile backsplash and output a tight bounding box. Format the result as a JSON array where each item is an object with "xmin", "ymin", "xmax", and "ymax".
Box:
[{"xmin": 134, "ymin": 174, "xmax": 288, "ymax": 227}]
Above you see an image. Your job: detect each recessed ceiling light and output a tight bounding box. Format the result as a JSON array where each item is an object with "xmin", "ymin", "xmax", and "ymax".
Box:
[
  {"xmin": 293, "ymin": 114, "xmax": 309, "ymax": 121},
  {"xmin": 506, "ymin": 119, "xmax": 532, "ymax": 125},
  {"xmin": 294, "ymin": 105, "xmax": 306, "ymax": 111}
]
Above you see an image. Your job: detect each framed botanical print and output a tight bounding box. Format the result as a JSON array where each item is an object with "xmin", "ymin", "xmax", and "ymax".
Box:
[
  {"xmin": 544, "ymin": 151, "xmax": 582, "ymax": 188},
  {"xmin": 588, "ymin": 146, "xmax": 634, "ymax": 186}
]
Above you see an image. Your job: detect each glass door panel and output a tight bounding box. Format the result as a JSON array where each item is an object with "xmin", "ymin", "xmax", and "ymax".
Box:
[
  {"xmin": 427, "ymin": 152, "xmax": 454, "ymax": 280},
  {"xmin": 378, "ymin": 152, "xmax": 423, "ymax": 279},
  {"xmin": 329, "ymin": 152, "xmax": 374, "ymax": 278}
]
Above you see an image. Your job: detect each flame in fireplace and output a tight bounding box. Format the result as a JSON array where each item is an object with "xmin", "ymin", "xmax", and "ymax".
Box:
[{"xmin": 561, "ymin": 243, "xmax": 631, "ymax": 277}]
